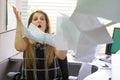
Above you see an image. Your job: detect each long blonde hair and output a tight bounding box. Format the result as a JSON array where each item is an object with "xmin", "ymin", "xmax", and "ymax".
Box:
[{"xmin": 24, "ymin": 10, "xmax": 55, "ymax": 68}]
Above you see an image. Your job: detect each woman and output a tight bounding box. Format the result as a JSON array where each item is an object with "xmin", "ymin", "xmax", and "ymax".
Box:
[{"xmin": 13, "ymin": 6, "xmax": 68, "ymax": 80}]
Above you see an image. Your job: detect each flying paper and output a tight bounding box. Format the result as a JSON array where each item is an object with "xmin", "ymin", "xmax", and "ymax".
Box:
[
  {"xmin": 70, "ymin": 11, "xmax": 113, "ymax": 44},
  {"xmin": 74, "ymin": 0, "xmax": 120, "ymax": 22},
  {"xmin": 56, "ymin": 14, "xmax": 80, "ymax": 50},
  {"xmin": 82, "ymin": 26, "xmax": 113, "ymax": 44},
  {"xmin": 70, "ymin": 12, "xmax": 103, "ymax": 31},
  {"xmin": 73, "ymin": 33, "xmax": 97, "ymax": 62}
]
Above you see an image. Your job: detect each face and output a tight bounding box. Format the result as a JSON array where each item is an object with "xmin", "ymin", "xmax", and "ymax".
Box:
[{"xmin": 32, "ymin": 12, "xmax": 47, "ymax": 32}]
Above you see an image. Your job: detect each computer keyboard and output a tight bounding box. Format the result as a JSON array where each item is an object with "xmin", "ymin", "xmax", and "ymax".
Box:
[{"xmin": 99, "ymin": 56, "xmax": 111, "ymax": 63}]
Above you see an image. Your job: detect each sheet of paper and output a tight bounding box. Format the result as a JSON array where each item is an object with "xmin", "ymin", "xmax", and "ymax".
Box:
[
  {"xmin": 55, "ymin": 16, "xmax": 68, "ymax": 50},
  {"xmin": 74, "ymin": 0, "xmax": 120, "ymax": 22},
  {"xmin": 70, "ymin": 12, "xmax": 103, "ymax": 31},
  {"xmin": 56, "ymin": 14, "xmax": 80, "ymax": 50},
  {"xmin": 112, "ymin": 54, "xmax": 120, "ymax": 80},
  {"xmin": 70, "ymin": 12, "xmax": 113, "ymax": 44},
  {"xmin": 73, "ymin": 27, "xmax": 113, "ymax": 62},
  {"xmin": 70, "ymin": 13, "xmax": 113, "ymax": 44},
  {"xmin": 73, "ymin": 33, "xmax": 97, "ymax": 62},
  {"xmin": 82, "ymin": 26, "xmax": 113, "ymax": 44},
  {"xmin": 77, "ymin": 63, "xmax": 92, "ymax": 80},
  {"xmin": 21, "ymin": 23, "xmax": 39, "ymax": 42}
]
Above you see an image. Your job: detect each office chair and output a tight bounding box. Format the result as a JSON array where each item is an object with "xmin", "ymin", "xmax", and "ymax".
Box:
[
  {"xmin": 7, "ymin": 58, "xmax": 23, "ymax": 80},
  {"xmin": 7, "ymin": 72, "xmax": 21, "ymax": 80}
]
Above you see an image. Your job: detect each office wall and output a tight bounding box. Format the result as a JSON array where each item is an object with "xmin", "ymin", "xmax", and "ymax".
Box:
[
  {"xmin": 0, "ymin": 29, "xmax": 21, "ymax": 80},
  {"xmin": 0, "ymin": 29, "xmax": 18, "ymax": 62},
  {"xmin": 0, "ymin": 0, "xmax": 6, "ymax": 33},
  {"xmin": 0, "ymin": 59, "xmax": 21, "ymax": 80}
]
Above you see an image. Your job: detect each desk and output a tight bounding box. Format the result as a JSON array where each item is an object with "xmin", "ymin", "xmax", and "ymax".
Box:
[
  {"xmin": 67, "ymin": 54, "xmax": 111, "ymax": 80},
  {"xmin": 9, "ymin": 53, "xmax": 23, "ymax": 61},
  {"xmin": 84, "ymin": 56, "xmax": 112, "ymax": 80},
  {"xmin": 84, "ymin": 69, "xmax": 111, "ymax": 80},
  {"xmin": 68, "ymin": 54, "xmax": 98, "ymax": 80}
]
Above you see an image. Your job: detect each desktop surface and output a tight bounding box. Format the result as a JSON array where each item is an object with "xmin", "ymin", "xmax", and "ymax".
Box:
[{"xmin": 84, "ymin": 55, "xmax": 112, "ymax": 80}]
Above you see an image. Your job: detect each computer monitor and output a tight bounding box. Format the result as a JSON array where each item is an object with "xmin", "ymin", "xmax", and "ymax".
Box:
[{"xmin": 105, "ymin": 27, "xmax": 120, "ymax": 55}]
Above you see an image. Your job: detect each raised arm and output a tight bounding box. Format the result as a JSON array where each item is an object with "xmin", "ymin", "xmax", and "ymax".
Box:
[{"xmin": 13, "ymin": 6, "xmax": 27, "ymax": 51}]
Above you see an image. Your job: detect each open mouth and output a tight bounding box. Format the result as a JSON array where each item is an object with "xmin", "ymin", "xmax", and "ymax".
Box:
[{"xmin": 38, "ymin": 25, "xmax": 41, "ymax": 28}]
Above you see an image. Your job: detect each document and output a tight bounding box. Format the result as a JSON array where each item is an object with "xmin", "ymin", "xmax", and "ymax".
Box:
[
  {"xmin": 70, "ymin": 12, "xmax": 103, "ymax": 31},
  {"xmin": 70, "ymin": 12, "xmax": 113, "ymax": 44},
  {"xmin": 73, "ymin": 33, "xmax": 97, "ymax": 62},
  {"xmin": 74, "ymin": 0, "xmax": 120, "ymax": 22},
  {"xmin": 82, "ymin": 26, "xmax": 113, "ymax": 44},
  {"xmin": 77, "ymin": 63, "xmax": 92, "ymax": 80},
  {"xmin": 56, "ymin": 15, "xmax": 80, "ymax": 50},
  {"xmin": 74, "ymin": 15, "xmax": 114, "ymax": 44}
]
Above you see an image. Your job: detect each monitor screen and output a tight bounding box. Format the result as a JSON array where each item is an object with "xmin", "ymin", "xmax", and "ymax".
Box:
[{"xmin": 105, "ymin": 28, "xmax": 120, "ymax": 55}]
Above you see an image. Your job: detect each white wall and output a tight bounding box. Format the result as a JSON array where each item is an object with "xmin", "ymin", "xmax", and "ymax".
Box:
[
  {"xmin": 0, "ymin": 0, "xmax": 6, "ymax": 33},
  {"xmin": 0, "ymin": 29, "xmax": 18, "ymax": 62}
]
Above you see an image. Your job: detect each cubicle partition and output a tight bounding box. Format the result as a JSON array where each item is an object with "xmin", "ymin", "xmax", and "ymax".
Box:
[{"xmin": 0, "ymin": 29, "xmax": 21, "ymax": 80}]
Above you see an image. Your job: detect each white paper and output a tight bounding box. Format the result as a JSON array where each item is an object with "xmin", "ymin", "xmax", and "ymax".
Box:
[
  {"xmin": 82, "ymin": 27, "xmax": 113, "ymax": 44},
  {"xmin": 73, "ymin": 28, "xmax": 113, "ymax": 62},
  {"xmin": 77, "ymin": 63, "xmax": 92, "ymax": 80},
  {"xmin": 55, "ymin": 16, "xmax": 69, "ymax": 50},
  {"xmin": 21, "ymin": 23, "xmax": 55, "ymax": 46},
  {"xmin": 112, "ymin": 54, "xmax": 120, "ymax": 80},
  {"xmin": 74, "ymin": 0, "xmax": 120, "ymax": 22},
  {"xmin": 73, "ymin": 33, "xmax": 97, "ymax": 62},
  {"xmin": 56, "ymin": 14, "xmax": 80, "ymax": 50},
  {"xmin": 70, "ymin": 12, "xmax": 103, "ymax": 31},
  {"xmin": 21, "ymin": 23, "xmax": 41, "ymax": 43},
  {"xmin": 70, "ymin": 12, "xmax": 113, "ymax": 44},
  {"xmin": 28, "ymin": 23, "xmax": 45, "ymax": 43}
]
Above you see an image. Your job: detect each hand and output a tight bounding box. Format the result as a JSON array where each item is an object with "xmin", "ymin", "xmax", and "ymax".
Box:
[
  {"xmin": 13, "ymin": 6, "xmax": 22, "ymax": 33},
  {"xmin": 12, "ymin": 6, "xmax": 22, "ymax": 22}
]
